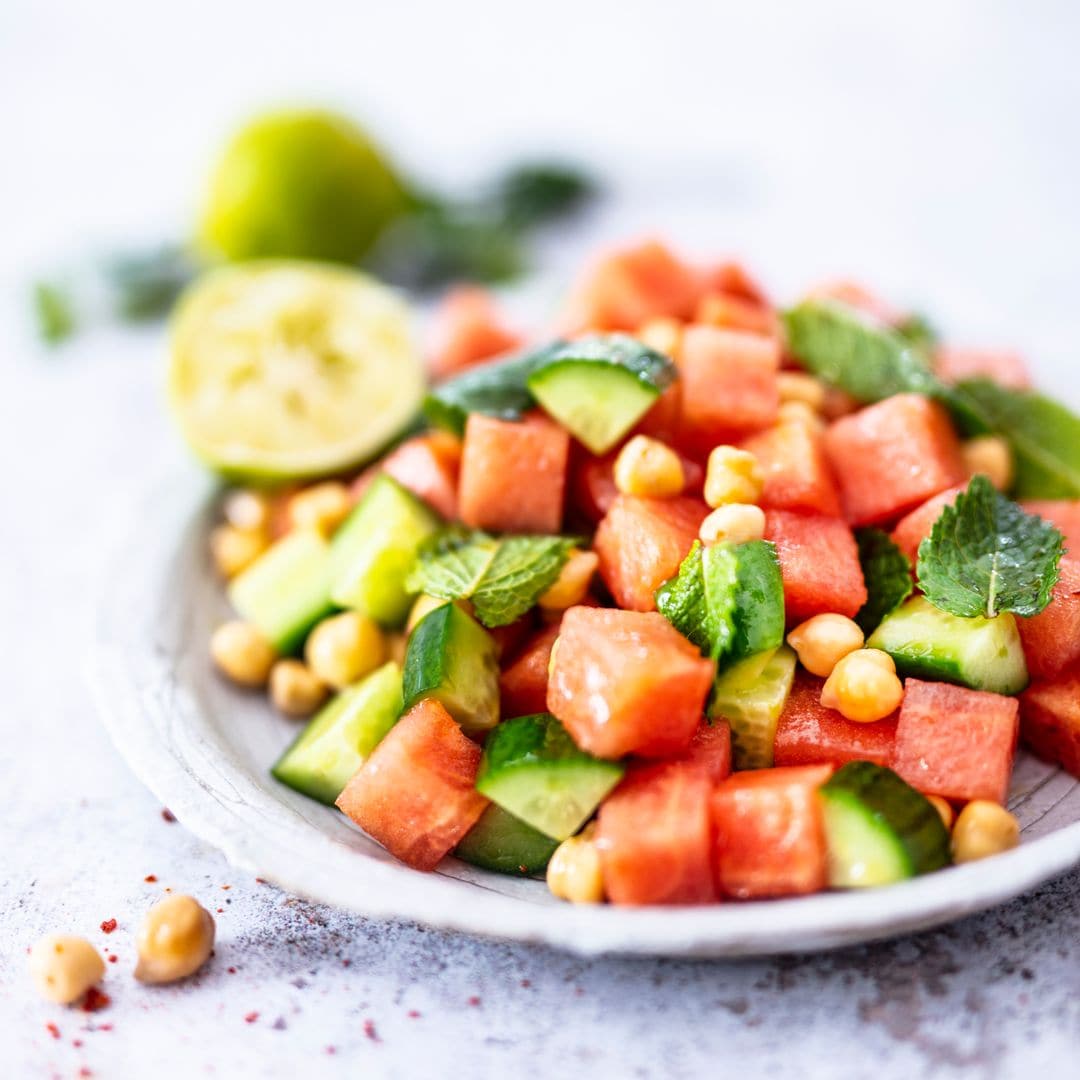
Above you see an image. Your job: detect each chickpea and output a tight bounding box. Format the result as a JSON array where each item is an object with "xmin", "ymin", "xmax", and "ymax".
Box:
[
  {"xmin": 210, "ymin": 621, "xmax": 277, "ymax": 687},
  {"xmin": 614, "ymin": 436, "xmax": 685, "ymax": 498},
  {"xmin": 704, "ymin": 446, "xmax": 764, "ymax": 508},
  {"xmin": 636, "ymin": 316, "xmax": 682, "ymax": 359},
  {"xmin": 787, "ymin": 614, "xmax": 865, "ymax": 677},
  {"xmin": 269, "ymin": 660, "xmax": 329, "ymax": 717},
  {"xmin": 539, "ymin": 550, "xmax": 600, "ymax": 611},
  {"xmin": 547, "ymin": 826, "xmax": 604, "ymax": 904},
  {"xmin": 951, "ymin": 800, "xmax": 1020, "ymax": 863},
  {"xmin": 28, "ymin": 935, "xmax": 105, "ymax": 1005},
  {"xmin": 386, "ymin": 632, "xmax": 408, "ymax": 667},
  {"xmin": 962, "ymin": 436, "xmax": 1014, "ymax": 491},
  {"xmin": 305, "ymin": 612, "xmax": 386, "ymax": 689},
  {"xmin": 927, "ymin": 795, "xmax": 955, "ymax": 831},
  {"xmin": 699, "ymin": 504, "xmax": 766, "ymax": 547},
  {"xmin": 778, "ymin": 371, "xmax": 827, "ymax": 410},
  {"xmin": 820, "ymin": 649, "xmax": 904, "ymax": 722},
  {"xmin": 777, "ymin": 400, "xmax": 826, "ymax": 434},
  {"xmin": 209, "ymin": 524, "xmax": 269, "ymax": 580},
  {"xmin": 135, "ymin": 895, "xmax": 215, "ymax": 984},
  {"xmin": 222, "ymin": 489, "xmax": 271, "ymax": 533},
  {"xmin": 287, "ymin": 481, "xmax": 352, "ymax": 536}
]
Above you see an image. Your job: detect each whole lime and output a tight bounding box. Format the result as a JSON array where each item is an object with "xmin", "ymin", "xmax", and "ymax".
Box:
[{"xmin": 197, "ymin": 109, "xmax": 410, "ymax": 264}]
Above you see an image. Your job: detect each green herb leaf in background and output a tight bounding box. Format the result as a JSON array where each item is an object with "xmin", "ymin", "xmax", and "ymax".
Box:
[
  {"xmin": 854, "ymin": 528, "xmax": 914, "ymax": 634},
  {"xmin": 32, "ymin": 282, "xmax": 76, "ymax": 345},
  {"xmin": 917, "ymin": 475, "xmax": 1063, "ymax": 619}
]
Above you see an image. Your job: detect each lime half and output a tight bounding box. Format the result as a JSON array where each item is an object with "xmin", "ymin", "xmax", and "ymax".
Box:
[{"xmin": 168, "ymin": 262, "xmax": 425, "ymax": 482}]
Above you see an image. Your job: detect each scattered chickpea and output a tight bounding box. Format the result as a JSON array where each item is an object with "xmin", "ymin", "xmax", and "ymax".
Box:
[
  {"xmin": 222, "ymin": 489, "xmax": 271, "ymax": 533},
  {"xmin": 614, "ymin": 435, "xmax": 685, "ymax": 498},
  {"xmin": 287, "ymin": 481, "xmax": 353, "ymax": 536},
  {"xmin": 210, "ymin": 621, "xmax": 277, "ymax": 687},
  {"xmin": 787, "ymin": 614, "xmax": 865, "ymax": 677},
  {"xmin": 386, "ymin": 632, "xmax": 408, "ymax": 667},
  {"xmin": 637, "ymin": 316, "xmax": 683, "ymax": 359},
  {"xmin": 134, "ymin": 895, "xmax": 215, "ymax": 985},
  {"xmin": 269, "ymin": 659, "xmax": 329, "ymax": 717},
  {"xmin": 407, "ymin": 594, "xmax": 451, "ymax": 633},
  {"xmin": 28, "ymin": 935, "xmax": 105, "ymax": 1005},
  {"xmin": 704, "ymin": 446, "xmax": 764, "ymax": 508},
  {"xmin": 927, "ymin": 795, "xmax": 955, "ymax": 831},
  {"xmin": 951, "ymin": 800, "xmax": 1020, "ymax": 863},
  {"xmin": 777, "ymin": 400, "xmax": 826, "ymax": 434},
  {"xmin": 962, "ymin": 435, "xmax": 1014, "ymax": 491},
  {"xmin": 547, "ymin": 825, "xmax": 605, "ymax": 904},
  {"xmin": 699, "ymin": 504, "xmax": 766, "ymax": 547},
  {"xmin": 539, "ymin": 550, "xmax": 600, "ymax": 611},
  {"xmin": 778, "ymin": 371, "xmax": 827, "ymax": 410},
  {"xmin": 820, "ymin": 648, "xmax": 904, "ymax": 722},
  {"xmin": 209, "ymin": 525, "xmax": 269, "ymax": 580},
  {"xmin": 305, "ymin": 612, "xmax": 386, "ymax": 689}
]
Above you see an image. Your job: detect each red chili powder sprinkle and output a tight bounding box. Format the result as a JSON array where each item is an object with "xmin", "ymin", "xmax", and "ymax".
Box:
[
  {"xmin": 227, "ymin": 967, "xmax": 237, "ymax": 975},
  {"xmin": 342, "ymin": 959, "xmax": 351, "ymax": 968},
  {"xmin": 73, "ymin": 1039, "xmax": 83, "ymax": 1048},
  {"xmin": 98, "ymin": 1024, "xmax": 113, "ymax": 1033},
  {"xmin": 107, "ymin": 955, "xmax": 118, "ymax": 964},
  {"xmin": 407, "ymin": 1010, "xmax": 421, "ymax": 1019},
  {"xmin": 144, "ymin": 875, "xmax": 157, "ymax": 883},
  {"xmin": 100, "ymin": 919, "xmax": 117, "ymax": 934},
  {"xmin": 79, "ymin": 1069, "xmax": 92, "ymax": 1078},
  {"xmin": 520, "ymin": 979, "xmax": 531, "ymax": 988},
  {"xmin": 161, "ymin": 808, "xmax": 176, "ymax": 823},
  {"xmin": 81, "ymin": 988, "xmax": 111, "ymax": 1013},
  {"xmin": 244, "ymin": 1012, "xmax": 259, "ymax": 1024},
  {"xmin": 221, "ymin": 885, "xmax": 231, "ymax": 891},
  {"xmin": 325, "ymin": 1046, "xmax": 337, "ymax": 1056},
  {"xmin": 363, "ymin": 1019, "xmax": 380, "ymax": 1043},
  {"xmin": 255, "ymin": 877, "xmax": 267, "ymax": 885},
  {"xmin": 216, "ymin": 908, "xmax": 225, "ymax": 914},
  {"xmin": 467, "ymin": 996, "xmax": 481, "ymax": 1007},
  {"xmin": 46, "ymin": 1022, "xmax": 61, "ymax": 1040}
]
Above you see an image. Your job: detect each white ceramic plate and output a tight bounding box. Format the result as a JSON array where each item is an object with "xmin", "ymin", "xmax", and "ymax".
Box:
[{"xmin": 88, "ymin": 472, "xmax": 1080, "ymax": 957}]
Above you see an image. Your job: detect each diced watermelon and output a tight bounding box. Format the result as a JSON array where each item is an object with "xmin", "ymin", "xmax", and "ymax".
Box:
[
  {"xmin": 773, "ymin": 671, "xmax": 898, "ymax": 768},
  {"xmin": 764, "ymin": 510, "xmax": 867, "ymax": 621},
  {"xmin": 804, "ymin": 279, "xmax": 902, "ymax": 326},
  {"xmin": 741, "ymin": 421, "xmax": 842, "ymax": 517},
  {"xmin": 934, "ymin": 347, "xmax": 1031, "ymax": 390},
  {"xmin": 594, "ymin": 493, "xmax": 708, "ymax": 611},
  {"xmin": 675, "ymin": 326, "xmax": 780, "ymax": 458},
  {"xmin": 1018, "ymin": 557, "xmax": 1080, "ymax": 679},
  {"xmin": 695, "ymin": 291, "xmax": 779, "ymax": 339},
  {"xmin": 891, "ymin": 679, "xmax": 1019, "ymax": 805},
  {"xmin": 571, "ymin": 446, "xmax": 703, "ymax": 526},
  {"xmin": 824, "ymin": 394, "xmax": 966, "ymax": 527},
  {"xmin": 889, "ymin": 485, "xmax": 965, "ymax": 564},
  {"xmin": 459, "ymin": 412, "xmax": 570, "ymax": 534},
  {"xmin": 700, "ymin": 261, "xmax": 769, "ymax": 306},
  {"xmin": 1022, "ymin": 501, "xmax": 1080, "ymax": 556},
  {"xmin": 428, "ymin": 286, "xmax": 522, "ymax": 380},
  {"xmin": 499, "ymin": 622, "xmax": 561, "ymax": 718},
  {"xmin": 488, "ymin": 616, "xmax": 533, "ymax": 663},
  {"xmin": 379, "ymin": 432, "xmax": 462, "ymax": 521},
  {"xmin": 547, "ymin": 606, "xmax": 714, "ymax": 759},
  {"xmin": 597, "ymin": 762, "xmax": 717, "ymax": 905},
  {"xmin": 681, "ymin": 720, "xmax": 733, "ymax": 782},
  {"xmin": 631, "ymin": 382, "xmax": 683, "ymax": 443},
  {"xmin": 711, "ymin": 764, "xmax": 832, "ymax": 899},
  {"xmin": 1019, "ymin": 669, "xmax": 1080, "ymax": 778},
  {"xmin": 336, "ymin": 699, "xmax": 488, "ymax": 871}
]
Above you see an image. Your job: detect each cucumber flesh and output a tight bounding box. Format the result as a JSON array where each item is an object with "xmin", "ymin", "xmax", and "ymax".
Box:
[
  {"xmin": 403, "ymin": 603, "xmax": 500, "ymax": 736},
  {"xmin": 476, "ymin": 714, "xmax": 624, "ymax": 840},
  {"xmin": 228, "ymin": 529, "xmax": 334, "ymax": 654},
  {"xmin": 819, "ymin": 761, "xmax": 951, "ymax": 888},
  {"xmin": 271, "ymin": 661, "xmax": 403, "ymax": 805},
  {"xmin": 709, "ymin": 645, "xmax": 796, "ymax": 769},
  {"xmin": 454, "ymin": 804, "xmax": 559, "ymax": 876},
  {"xmin": 867, "ymin": 596, "xmax": 1028, "ymax": 695},
  {"xmin": 329, "ymin": 474, "xmax": 440, "ymax": 627},
  {"xmin": 725, "ymin": 539, "xmax": 786, "ymax": 666}
]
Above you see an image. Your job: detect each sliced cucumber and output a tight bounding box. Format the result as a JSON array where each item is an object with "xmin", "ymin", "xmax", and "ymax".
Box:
[
  {"xmin": 525, "ymin": 335, "xmax": 676, "ymax": 454},
  {"xmin": 867, "ymin": 595, "xmax": 1028, "ymax": 695},
  {"xmin": 271, "ymin": 661, "xmax": 403, "ymax": 805},
  {"xmin": 728, "ymin": 539, "xmax": 786, "ymax": 665},
  {"xmin": 402, "ymin": 602, "xmax": 500, "ymax": 736},
  {"xmin": 454, "ymin": 804, "xmax": 559, "ymax": 876},
  {"xmin": 709, "ymin": 645, "xmax": 796, "ymax": 769},
  {"xmin": 227, "ymin": 529, "xmax": 334, "ymax": 653},
  {"xmin": 819, "ymin": 761, "xmax": 951, "ymax": 888},
  {"xmin": 329, "ymin": 473, "xmax": 441, "ymax": 626},
  {"xmin": 476, "ymin": 714, "xmax": 624, "ymax": 840}
]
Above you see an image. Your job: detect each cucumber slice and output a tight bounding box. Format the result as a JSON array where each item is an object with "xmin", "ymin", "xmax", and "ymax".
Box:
[
  {"xmin": 710, "ymin": 645, "xmax": 796, "ymax": 769},
  {"xmin": 819, "ymin": 761, "xmax": 951, "ymax": 888},
  {"xmin": 168, "ymin": 262, "xmax": 424, "ymax": 481},
  {"xmin": 402, "ymin": 603, "xmax": 500, "ymax": 736},
  {"xmin": 476, "ymin": 714, "xmax": 624, "ymax": 840},
  {"xmin": 867, "ymin": 596, "xmax": 1028, "ymax": 695},
  {"xmin": 271, "ymin": 661, "xmax": 403, "ymax": 805},
  {"xmin": 525, "ymin": 335, "xmax": 676, "ymax": 454},
  {"xmin": 329, "ymin": 473, "xmax": 441, "ymax": 626},
  {"xmin": 454, "ymin": 804, "xmax": 559, "ymax": 876},
  {"xmin": 727, "ymin": 539, "xmax": 786, "ymax": 665},
  {"xmin": 227, "ymin": 529, "xmax": 334, "ymax": 653}
]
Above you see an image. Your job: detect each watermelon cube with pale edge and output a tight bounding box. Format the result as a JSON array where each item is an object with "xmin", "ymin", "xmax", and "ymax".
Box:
[
  {"xmin": 499, "ymin": 622, "xmax": 561, "ymax": 718},
  {"xmin": 428, "ymin": 286, "xmax": 521, "ymax": 380},
  {"xmin": 934, "ymin": 347, "xmax": 1030, "ymax": 390},
  {"xmin": 379, "ymin": 432, "xmax": 461, "ymax": 521},
  {"xmin": 1017, "ymin": 557, "xmax": 1080, "ymax": 679},
  {"xmin": 1022, "ymin": 501, "xmax": 1080, "ymax": 556},
  {"xmin": 742, "ymin": 421, "xmax": 842, "ymax": 517},
  {"xmin": 890, "ymin": 485, "xmax": 965, "ymax": 564},
  {"xmin": 681, "ymin": 720, "xmax": 733, "ymax": 782},
  {"xmin": 1020, "ymin": 670, "xmax": 1080, "ymax": 778},
  {"xmin": 695, "ymin": 291, "xmax": 779, "ymax": 339}
]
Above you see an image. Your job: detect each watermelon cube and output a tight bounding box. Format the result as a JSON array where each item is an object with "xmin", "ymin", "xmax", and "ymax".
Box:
[
  {"xmin": 700, "ymin": 261, "xmax": 769, "ymax": 306},
  {"xmin": 380, "ymin": 432, "xmax": 462, "ymax": 521},
  {"xmin": 773, "ymin": 671, "xmax": 898, "ymax": 768},
  {"xmin": 1017, "ymin": 557, "xmax": 1080, "ymax": 679},
  {"xmin": 824, "ymin": 394, "xmax": 966, "ymax": 526},
  {"xmin": 499, "ymin": 622, "xmax": 561, "ymax": 718},
  {"xmin": 459, "ymin": 412, "xmax": 570, "ymax": 534},
  {"xmin": 597, "ymin": 762, "xmax": 717, "ymax": 905},
  {"xmin": 711, "ymin": 764, "xmax": 833, "ymax": 899},
  {"xmin": 428, "ymin": 286, "xmax": 521, "ymax": 381},
  {"xmin": 764, "ymin": 509, "xmax": 868, "ymax": 621},
  {"xmin": 546, "ymin": 606, "xmax": 715, "ymax": 759},
  {"xmin": 336, "ymin": 699, "xmax": 489, "ymax": 871},
  {"xmin": 741, "ymin": 421, "xmax": 842, "ymax": 517},
  {"xmin": 934, "ymin": 347, "xmax": 1031, "ymax": 390},
  {"xmin": 1020, "ymin": 669, "xmax": 1080, "ymax": 778},
  {"xmin": 891, "ymin": 679, "xmax": 1019, "ymax": 804},
  {"xmin": 890, "ymin": 485, "xmax": 965, "ymax": 564},
  {"xmin": 681, "ymin": 720, "xmax": 733, "ymax": 782},
  {"xmin": 695, "ymin": 291, "xmax": 779, "ymax": 339},
  {"xmin": 804, "ymin": 279, "xmax": 902, "ymax": 326},
  {"xmin": 594, "ymin": 493, "xmax": 708, "ymax": 611},
  {"xmin": 1022, "ymin": 501, "xmax": 1080, "ymax": 556}
]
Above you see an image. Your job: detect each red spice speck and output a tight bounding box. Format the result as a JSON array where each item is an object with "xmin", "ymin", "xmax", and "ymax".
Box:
[
  {"xmin": 407, "ymin": 1010, "xmax": 421, "ymax": 1019},
  {"xmin": 99, "ymin": 919, "xmax": 117, "ymax": 934},
  {"xmin": 107, "ymin": 955, "xmax": 118, "ymax": 964},
  {"xmin": 98, "ymin": 1023, "xmax": 113, "ymax": 1033},
  {"xmin": 161, "ymin": 808, "xmax": 176, "ymax": 823},
  {"xmin": 216, "ymin": 908, "xmax": 225, "ymax": 914},
  {"xmin": 362, "ymin": 1019, "xmax": 380, "ymax": 1043},
  {"xmin": 81, "ymin": 987, "xmax": 111, "ymax": 1013},
  {"xmin": 227, "ymin": 966, "xmax": 237, "ymax": 975},
  {"xmin": 342, "ymin": 959, "xmax": 351, "ymax": 968},
  {"xmin": 255, "ymin": 877, "xmax": 267, "ymax": 884},
  {"xmin": 46, "ymin": 1022, "xmax": 61, "ymax": 1040},
  {"xmin": 221, "ymin": 885, "xmax": 231, "ymax": 891},
  {"xmin": 144, "ymin": 875, "xmax": 157, "ymax": 883},
  {"xmin": 73, "ymin": 1039, "xmax": 83, "ymax": 1048},
  {"xmin": 520, "ymin": 979, "xmax": 531, "ymax": 988},
  {"xmin": 325, "ymin": 1046, "xmax": 337, "ymax": 1056},
  {"xmin": 79, "ymin": 1069, "xmax": 92, "ymax": 1078},
  {"xmin": 467, "ymin": 996, "xmax": 481, "ymax": 1007},
  {"xmin": 244, "ymin": 1011, "xmax": 259, "ymax": 1024}
]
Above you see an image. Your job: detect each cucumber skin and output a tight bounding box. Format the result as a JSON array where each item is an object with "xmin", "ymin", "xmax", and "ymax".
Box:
[
  {"xmin": 454, "ymin": 804, "xmax": 559, "ymax": 876},
  {"xmin": 727, "ymin": 540, "xmax": 786, "ymax": 664}
]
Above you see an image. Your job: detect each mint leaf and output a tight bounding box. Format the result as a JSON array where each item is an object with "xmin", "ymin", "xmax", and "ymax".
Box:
[
  {"xmin": 855, "ymin": 528, "xmax": 913, "ymax": 634},
  {"xmin": 896, "ymin": 311, "xmax": 938, "ymax": 351},
  {"xmin": 407, "ymin": 528, "xmax": 573, "ymax": 626},
  {"xmin": 917, "ymin": 475, "xmax": 1063, "ymax": 619}
]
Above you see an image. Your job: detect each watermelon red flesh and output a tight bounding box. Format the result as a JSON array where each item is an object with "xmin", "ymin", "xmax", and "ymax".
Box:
[
  {"xmin": 701, "ymin": 261, "xmax": 769, "ymax": 306},
  {"xmin": 335, "ymin": 699, "xmax": 488, "ymax": 871},
  {"xmin": 741, "ymin": 421, "xmax": 842, "ymax": 517},
  {"xmin": 933, "ymin": 347, "xmax": 1031, "ymax": 390},
  {"xmin": 764, "ymin": 509, "xmax": 868, "ymax": 621},
  {"xmin": 499, "ymin": 622, "xmax": 561, "ymax": 718},
  {"xmin": 1019, "ymin": 669, "xmax": 1080, "ymax": 778},
  {"xmin": 597, "ymin": 761, "xmax": 717, "ymax": 905},
  {"xmin": 804, "ymin": 279, "xmax": 903, "ymax": 326},
  {"xmin": 594, "ymin": 494, "xmax": 709, "ymax": 611},
  {"xmin": 572, "ymin": 446, "xmax": 704, "ymax": 526},
  {"xmin": 695, "ymin": 291, "xmax": 779, "ymax": 339},
  {"xmin": 428, "ymin": 286, "xmax": 522, "ymax": 381},
  {"xmin": 681, "ymin": 720, "xmax": 733, "ymax": 782},
  {"xmin": 773, "ymin": 671, "xmax": 898, "ymax": 769},
  {"xmin": 379, "ymin": 432, "xmax": 462, "ymax": 521},
  {"xmin": 1017, "ymin": 557, "xmax": 1080, "ymax": 680},
  {"xmin": 546, "ymin": 606, "xmax": 715, "ymax": 759},
  {"xmin": 1022, "ymin": 501, "xmax": 1080, "ymax": 556},
  {"xmin": 891, "ymin": 679, "xmax": 1019, "ymax": 805},
  {"xmin": 631, "ymin": 381, "xmax": 683, "ymax": 443},
  {"xmin": 711, "ymin": 764, "xmax": 833, "ymax": 900},
  {"xmin": 823, "ymin": 394, "xmax": 967, "ymax": 527},
  {"xmin": 890, "ymin": 485, "xmax": 965, "ymax": 565},
  {"xmin": 458, "ymin": 412, "xmax": 570, "ymax": 534}
]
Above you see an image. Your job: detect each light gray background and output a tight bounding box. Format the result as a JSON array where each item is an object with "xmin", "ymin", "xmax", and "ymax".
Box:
[{"xmin": 2, "ymin": 2, "xmax": 1078, "ymax": 1076}]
